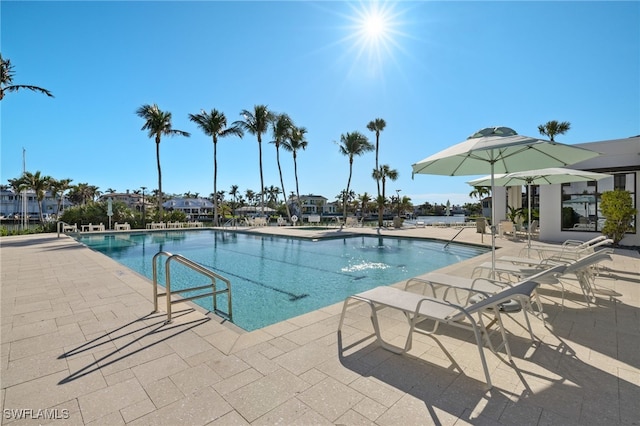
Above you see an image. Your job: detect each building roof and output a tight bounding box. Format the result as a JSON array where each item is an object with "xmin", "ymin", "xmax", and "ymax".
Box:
[
  {"xmin": 163, "ymin": 197, "xmax": 214, "ymax": 208},
  {"xmin": 572, "ymin": 136, "xmax": 640, "ymax": 172}
]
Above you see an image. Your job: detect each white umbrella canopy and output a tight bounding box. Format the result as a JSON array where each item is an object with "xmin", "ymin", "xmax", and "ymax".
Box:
[
  {"xmin": 467, "ymin": 167, "xmax": 611, "ymax": 187},
  {"xmin": 467, "ymin": 168, "xmax": 611, "ymax": 247},
  {"xmin": 412, "ymin": 127, "xmax": 601, "ymax": 273}
]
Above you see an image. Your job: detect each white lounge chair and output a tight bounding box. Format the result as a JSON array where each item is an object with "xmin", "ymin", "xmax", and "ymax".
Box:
[
  {"xmin": 476, "ymin": 250, "xmax": 612, "ymax": 307},
  {"xmin": 405, "ymin": 265, "xmax": 566, "ymax": 331},
  {"xmin": 498, "ymin": 221, "xmax": 516, "ymax": 240},
  {"xmin": 338, "ymin": 278, "xmax": 548, "ymax": 389},
  {"xmin": 524, "ymin": 236, "xmax": 610, "ymax": 260},
  {"xmin": 560, "ymin": 250, "xmax": 614, "ymax": 305}
]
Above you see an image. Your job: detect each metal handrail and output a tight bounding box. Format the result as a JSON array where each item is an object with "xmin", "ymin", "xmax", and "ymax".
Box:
[
  {"xmin": 57, "ymin": 221, "xmax": 78, "ymax": 237},
  {"xmin": 444, "ymin": 227, "xmax": 466, "ymax": 249},
  {"xmin": 152, "ymin": 251, "xmax": 232, "ymax": 323}
]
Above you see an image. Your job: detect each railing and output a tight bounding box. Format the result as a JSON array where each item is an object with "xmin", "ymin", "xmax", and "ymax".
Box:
[
  {"xmin": 57, "ymin": 221, "xmax": 78, "ymax": 237},
  {"xmin": 152, "ymin": 251, "xmax": 232, "ymax": 323},
  {"xmin": 444, "ymin": 227, "xmax": 467, "ymax": 249}
]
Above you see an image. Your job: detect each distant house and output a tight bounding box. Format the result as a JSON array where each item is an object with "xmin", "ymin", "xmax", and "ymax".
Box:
[
  {"xmin": 163, "ymin": 197, "xmax": 214, "ymax": 217},
  {"xmin": 287, "ymin": 194, "xmax": 332, "ymax": 216},
  {"xmin": 98, "ymin": 191, "xmax": 148, "ymax": 212},
  {"xmin": 0, "ymin": 188, "xmax": 64, "ymax": 218}
]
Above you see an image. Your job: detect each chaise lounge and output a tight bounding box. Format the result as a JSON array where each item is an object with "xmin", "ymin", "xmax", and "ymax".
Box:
[{"xmin": 338, "ymin": 265, "xmax": 566, "ymax": 388}]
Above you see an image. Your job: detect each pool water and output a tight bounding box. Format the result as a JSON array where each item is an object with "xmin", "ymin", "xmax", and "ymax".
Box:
[{"xmin": 76, "ymin": 231, "xmax": 487, "ymax": 331}]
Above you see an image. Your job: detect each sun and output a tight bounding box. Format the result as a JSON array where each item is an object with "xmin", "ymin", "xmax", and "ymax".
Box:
[
  {"xmin": 361, "ymin": 10, "xmax": 388, "ymax": 42},
  {"xmin": 353, "ymin": 3, "xmax": 395, "ymax": 49},
  {"xmin": 344, "ymin": 1, "xmax": 405, "ymax": 76}
]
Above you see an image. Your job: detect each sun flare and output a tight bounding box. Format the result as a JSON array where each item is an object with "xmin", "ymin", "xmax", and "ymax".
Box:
[
  {"xmin": 362, "ymin": 11, "xmax": 388, "ymax": 41},
  {"xmin": 344, "ymin": 1, "xmax": 405, "ymax": 76}
]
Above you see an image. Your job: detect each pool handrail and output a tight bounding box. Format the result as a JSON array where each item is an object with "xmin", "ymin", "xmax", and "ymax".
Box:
[{"xmin": 152, "ymin": 251, "xmax": 232, "ymax": 323}]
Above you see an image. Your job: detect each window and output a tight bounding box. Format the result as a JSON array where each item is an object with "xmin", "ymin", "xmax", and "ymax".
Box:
[{"xmin": 561, "ymin": 172, "xmax": 636, "ymax": 232}]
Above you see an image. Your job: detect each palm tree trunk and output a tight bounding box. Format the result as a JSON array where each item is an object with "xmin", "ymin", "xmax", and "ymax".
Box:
[
  {"xmin": 213, "ymin": 137, "xmax": 218, "ymax": 225},
  {"xmin": 156, "ymin": 136, "xmax": 163, "ymax": 219},
  {"xmin": 293, "ymin": 152, "xmax": 302, "ymax": 219},
  {"xmin": 344, "ymin": 159, "xmax": 353, "ymax": 221},
  {"xmin": 276, "ymin": 147, "xmax": 291, "ymax": 220},
  {"xmin": 258, "ymin": 136, "xmax": 265, "ymax": 217},
  {"xmin": 375, "ymin": 135, "xmax": 380, "ymax": 197}
]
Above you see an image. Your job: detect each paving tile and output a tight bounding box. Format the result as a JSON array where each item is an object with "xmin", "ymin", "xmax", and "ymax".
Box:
[
  {"xmin": 348, "ymin": 375, "xmax": 405, "ymax": 407},
  {"xmin": 224, "ymin": 368, "xmax": 310, "ymax": 422},
  {"xmin": 251, "ymin": 398, "xmax": 312, "ymax": 425},
  {"xmin": 212, "ymin": 367, "xmax": 264, "ymax": 396},
  {"xmin": 131, "ymin": 353, "xmax": 189, "ymax": 386},
  {"xmin": 2, "ymin": 348, "xmax": 68, "ymax": 388},
  {"xmin": 297, "ymin": 376, "xmax": 364, "ymax": 422},
  {"xmin": 3, "ymin": 370, "xmax": 107, "ymax": 415},
  {"xmin": 274, "ymin": 341, "xmax": 335, "ymax": 376},
  {"xmin": 120, "ymin": 398, "xmax": 156, "ymax": 423},
  {"xmin": 169, "ymin": 363, "xmax": 223, "ymax": 395},
  {"xmin": 78, "ymin": 378, "xmax": 149, "ymax": 423},
  {"xmin": 129, "ymin": 386, "xmax": 232, "ymax": 425},
  {"xmin": 143, "ymin": 377, "xmax": 184, "ymax": 408},
  {"xmin": 207, "ymin": 410, "xmax": 250, "ymax": 425}
]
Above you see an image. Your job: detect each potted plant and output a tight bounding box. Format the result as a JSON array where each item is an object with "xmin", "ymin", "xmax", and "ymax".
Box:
[{"xmin": 507, "ymin": 206, "xmax": 524, "ymax": 230}]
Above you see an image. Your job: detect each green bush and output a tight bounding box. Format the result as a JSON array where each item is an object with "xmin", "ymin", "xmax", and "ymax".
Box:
[
  {"xmin": 600, "ymin": 190, "xmax": 637, "ymax": 245},
  {"xmin": 60, "ymin": 200, "xmax": 135, "ymax": 227}
]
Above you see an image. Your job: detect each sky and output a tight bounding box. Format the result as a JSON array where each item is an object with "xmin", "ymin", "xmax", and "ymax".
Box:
[{"xmin": 2, "ymin": 1, "xmax": 639, "ymax": 207}]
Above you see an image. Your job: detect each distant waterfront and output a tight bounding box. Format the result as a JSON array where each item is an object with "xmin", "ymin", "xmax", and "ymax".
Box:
[{"xmin": 412, "ymin": 215, "xmax": 468, "ymax": 225}]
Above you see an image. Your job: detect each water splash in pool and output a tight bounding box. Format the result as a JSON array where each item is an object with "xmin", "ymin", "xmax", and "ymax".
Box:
[{"xmin": 341, "ymin": 262, "xmax": 390, "ymax": 273}]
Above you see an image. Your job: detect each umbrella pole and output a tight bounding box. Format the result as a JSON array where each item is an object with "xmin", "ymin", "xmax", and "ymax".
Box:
[
  {"xmin": 527, "ymin": 182, "xmax": 532, "ymax": 251},
  {"xmin": 490, "ymin": 161, "xmax": 496, "ymax": 278}
]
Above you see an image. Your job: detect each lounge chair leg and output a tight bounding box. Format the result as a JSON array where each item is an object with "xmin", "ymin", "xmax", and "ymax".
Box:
[{"xmin": 472, "ymin": 325, "xmax": 493, "ymax": 389}]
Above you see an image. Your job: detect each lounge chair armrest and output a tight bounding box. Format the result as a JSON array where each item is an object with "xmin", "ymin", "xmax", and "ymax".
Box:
[
  {"xmin": 470, "ymin": 277, "xmax": 513, "ymax": 290},
  {"xmin": 562, "ymin": 239, "xmax": 586, "ymax": 247}
]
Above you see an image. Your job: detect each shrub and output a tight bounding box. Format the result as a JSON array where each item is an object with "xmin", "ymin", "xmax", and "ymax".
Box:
[
  {"xmin": 60, "ymin": 200, "xmax": 135, "ymax": 227},
  {"xmin": 600, "ymin": 189, "xmax": 637, "ymax": 245}
]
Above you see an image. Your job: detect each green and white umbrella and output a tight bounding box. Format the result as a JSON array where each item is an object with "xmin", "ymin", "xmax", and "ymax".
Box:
[
  {"xmin": 467, "ymin": 167, "xmax": 611, "ymax": 247},
  {"xmin": 412, "ymin": 127, "xmax": 601, "ymax": 273}
]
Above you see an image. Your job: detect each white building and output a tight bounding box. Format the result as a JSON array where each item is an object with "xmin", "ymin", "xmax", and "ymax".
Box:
[
  {"xmin": 490, "ymin": 136, "xmax": 639, "ymax": 246},
  {"xmin": 0, "ymin": 188, "xmax": 64, "ymax": 219},
  {"xmin": 163, "ymin": 197, "xmax": 214, "ymax": 217}
]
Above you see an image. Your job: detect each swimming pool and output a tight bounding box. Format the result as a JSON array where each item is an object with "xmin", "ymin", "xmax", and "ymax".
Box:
[{"xmin": 76, "ymin": 230, "xmax": 488, "ymax": 331}]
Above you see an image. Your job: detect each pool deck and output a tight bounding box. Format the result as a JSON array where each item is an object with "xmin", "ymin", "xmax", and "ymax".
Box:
[{"xmin": 1, "ymin": 226, "xmax": 638, "ymax": 425}]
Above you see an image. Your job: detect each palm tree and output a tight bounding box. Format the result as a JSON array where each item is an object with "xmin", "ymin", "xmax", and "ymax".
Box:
[
  {"xmin": 245, "ymin": 189, "xmax": 256, "ymax": 207},
  {"xmin": 18, "ymin": 171, "xmax": 51, "ymax": 223},
  {"xmin": 399, "ymin": 196, "xmax": 413, "ymax": 218},
  {"xmin": 537, "ymin": 120, "xmax": 571, "ymax": 142},
  {"xmin": 0, "ymin": 54, "xmax": 53, "ymax": 100},
  {"xmin": 265, "ymin": 185, "xmax": 281, "ymax": 208},
  {"xmin": 48, "ymin": 177, "xmax": 73, "ymax": 217},
  {"xmin": 270, "ymin": 113, "xmax": 293, "ymax": 220},
  {"xmin": 366, "ymin": 118, "xmax": 386, "ymax": 202},
  {"xmin": 337, "ymin": 131, "xmax": 374, "ymax": 220},
  {"xmin": 233, "ymin": 105, "xmax": 273, "ymax": 216},
  {"xmin": 136, "ymin": 104, "xmax": 190, "ymax": 219},
  {"xmin": 189, "ymin": 108, "xmax": 242, "ymax": 225},
  {"xmin": 357, "ymin": 192, "xmax": 372, "ymax": 219},
  {"xmin": 469, "ymin": 186, "xmax": 491, "ymax": 200},
  {"xmin": 282, "ymin": 125, "xmax": 308, "ymax": 218},
  {"xmin": 69, "ymin": 183, "xmax": 100, "ymax": 205},
  {"xmin": 372, "ymin": 164, "xmax": 398, "ymax": 226},
  {"xmin": 229, "ymin": 184, "xmax": 239, "ymax": 222}
]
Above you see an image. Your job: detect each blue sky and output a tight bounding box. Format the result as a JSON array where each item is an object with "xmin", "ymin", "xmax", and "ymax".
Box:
[{"xmin": 2, "ymin": 1, "xmax": 639, "ymax": 207}]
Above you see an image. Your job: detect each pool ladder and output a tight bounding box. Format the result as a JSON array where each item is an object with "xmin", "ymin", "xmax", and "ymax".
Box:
[{"xmin": 152, "ymin": 251, "xmax": 232, "ymax": 323}]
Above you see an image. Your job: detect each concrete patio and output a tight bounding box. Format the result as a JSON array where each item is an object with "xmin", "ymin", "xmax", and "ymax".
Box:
[{"xmin": 1, "ymin": 227, "xmax": 638, "ymax": 425}]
